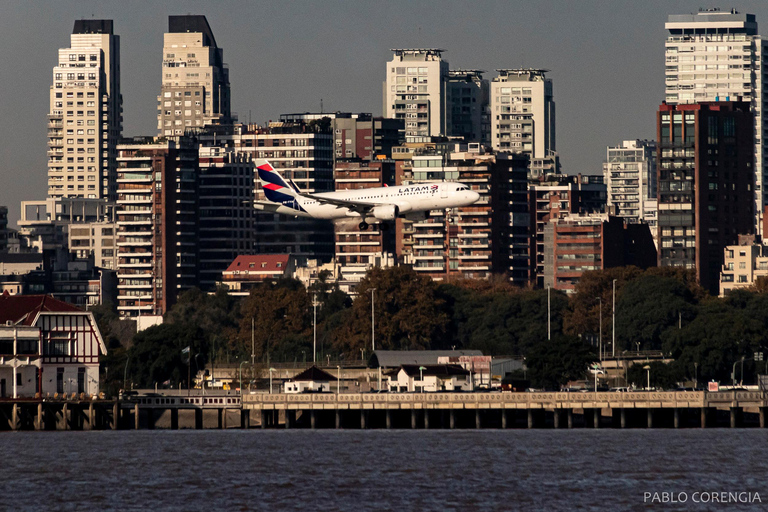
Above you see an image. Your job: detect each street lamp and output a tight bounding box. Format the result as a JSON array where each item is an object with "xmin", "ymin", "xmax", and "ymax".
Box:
[
  {"xmin": 596, "ymin": 297, "xmax": 602, "ymax": 361},
  {"xmin": 643, "ymin": 365, "xmax": 651, "ymax": 391},
  {"xmin": 239, "ymin": 360, "xmax": 247, "ymax": 395},
  {"xmin": 370, "ymin": 288, "xmax": 376, "ymax": 353},
  {"xmin": 694, "ymin": 362, "xmax": 699, "ymax": 390},
  {"xmin": 312, "ymin": 293, "xmax": 319, "ymax": 364},
  {"xmin": 269, "ymin": 367, "xmax": 276, "ymax": 394},
  {"xmin": 635, "ymin": 341, "xmax": 641, "ymax": 354},
  {"xmin": 337, "ymin": 365, "xmax": 341, "ymax": 394},
  {"xmin": 418, "ymin": 366, "xmax": 427, "ymax": 392},
  {"xmin": 612, "ymin": 279, "xmax": 617, "ymax": 358}
]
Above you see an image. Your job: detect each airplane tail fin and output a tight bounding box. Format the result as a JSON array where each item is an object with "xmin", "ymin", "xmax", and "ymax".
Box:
[{"xmin": 255, "ymin": 160, "xmax": 299, "ymax": 203}]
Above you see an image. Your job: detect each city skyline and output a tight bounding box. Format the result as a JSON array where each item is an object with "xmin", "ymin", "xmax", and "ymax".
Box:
[{"xmin": 3, "ymin": 0, "xmax": 768, "ymax": 227}]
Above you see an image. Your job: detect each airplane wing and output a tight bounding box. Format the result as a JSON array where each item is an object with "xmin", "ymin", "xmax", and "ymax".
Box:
[{"xmin": 302, "ymin": 193, "xmax": 382, "ymax": 215}]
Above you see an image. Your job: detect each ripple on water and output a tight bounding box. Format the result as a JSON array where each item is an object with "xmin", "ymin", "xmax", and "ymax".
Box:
[{"xmin": 0, "ymin": 430, "xmax": 766, "ymax": 511}]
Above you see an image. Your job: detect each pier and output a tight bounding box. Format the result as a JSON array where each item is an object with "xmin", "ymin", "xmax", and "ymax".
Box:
[
  {"xmin": 2, "ymin": 390, "xmax": 768, "ymax": 430},
  {"xmin": 241, "ymin": 390, "xmax": 768, "ymax": 429}
]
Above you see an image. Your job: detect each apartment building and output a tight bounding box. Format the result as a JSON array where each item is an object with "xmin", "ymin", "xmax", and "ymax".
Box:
[
  {"xmin": 384, "ymin": 49, "xmax": 449, "ymax": 137},
  {"xmin": 48, "ymin": 20, "xmax": 121, "ymax": 201},
  {"xmin": 158, "ymin": 15, "xmax": 231, "ymax": 135},
  {"xmin": 657, "ymin": 101, "xmax": 754, "ymax": 294},
  {"xmin": 334, "ymin": 160, "xmax": 396, "ymax": 272},
  {"xmin": 279, "ymin": 112, "xmax": 404, "ymax": 160},
  {"xmin": 719, "ymin": 235, "xmax": 768, "ymax": 295},
  {"xmin": 490, "ymin": 69, "xmax": 555, "ymax": 162},
  {"xmin": 603, "ymin": 140, "xmax": 658, "ymax": 245},
  {"xmin": 199, "ymin": 122, "xmax": 335, "ymax": 262},
  {"xmin": 115, "ymin": 136, "xmax": 199, "ymax": 318},
  {"xmin": 665, "ymin": 9, "xmax": 768, "ymax": 235},
  {"xmin": 528, "ymin": 175, "xmax": 606, "ymax": 286},
  {"xmin": 446, "ymin": 70, "xmax": 489, "ymax": 143},
  {"xmin": 542, "ymin": 214, "xmax": 656, "ymax": 293},
  {"xmin": 198, "ymin": 146, "xmax": 255, "ymax": 290}
]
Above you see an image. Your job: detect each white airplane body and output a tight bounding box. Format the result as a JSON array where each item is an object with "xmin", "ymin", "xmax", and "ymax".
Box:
[{"xmin": 254, "ymin": 160, "xmax": 480, "ymax": 229}]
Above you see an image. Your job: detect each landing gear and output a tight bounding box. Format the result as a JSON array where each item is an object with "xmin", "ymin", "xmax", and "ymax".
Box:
[{"xmin": 358, "ymin": 221, "xmax": 369, "ymax": 231}]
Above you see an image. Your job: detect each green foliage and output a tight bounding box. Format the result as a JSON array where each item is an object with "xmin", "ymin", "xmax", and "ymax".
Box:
[
  {"xmin": 525, "ymin": 335, "xmax": 597, "ymax": 390},
  {"xmin": 331, "ymin": 266, "xmax": 449, "ymax": 355},
  {"xmin": 127, "ymin": 324, "xmax": 205, "ymax": 389}
]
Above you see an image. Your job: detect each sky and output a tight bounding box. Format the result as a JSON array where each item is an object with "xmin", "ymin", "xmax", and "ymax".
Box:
[{"xmin": 2, "ymin": 0, "xmax": 768, "ymax": 227}]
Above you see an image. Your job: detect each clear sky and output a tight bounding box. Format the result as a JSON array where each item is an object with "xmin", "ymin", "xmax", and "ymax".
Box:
[{"xmin": 2, "ymin": 1, "xmax": 768, "ymax": 227}]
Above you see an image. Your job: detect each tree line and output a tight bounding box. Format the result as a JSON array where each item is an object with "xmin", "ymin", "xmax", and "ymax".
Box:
[{"xmin": 94, "ymin": 265, "xmax": 768, "ymax": 392}]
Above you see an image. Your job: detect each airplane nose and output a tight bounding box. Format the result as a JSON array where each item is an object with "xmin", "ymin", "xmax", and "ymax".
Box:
[{"xmin": 469, "ymin": 191, "xmax": 480, "ymax": 203}]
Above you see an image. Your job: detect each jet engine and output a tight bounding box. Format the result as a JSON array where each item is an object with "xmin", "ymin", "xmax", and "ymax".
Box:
[{"xmin": 371, "ymin": 204, "xmax": 399, "ymax": 221}]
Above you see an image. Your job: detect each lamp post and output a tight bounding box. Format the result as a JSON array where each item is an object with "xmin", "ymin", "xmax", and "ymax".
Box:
[
  {"xmin": 312, "ymin": 293, "xmax": 319, "ymax": 364},
  {"xmin": 269, "ymin": 367, "xmax": 276, "ymax": 394},
  {"xmin": 239, "ymin": 360, "xmax": 247, "ymax": 395},
  {"xmin": 251, "ymin": 317, "xmax": 255, "ymax": 391},
  {"xmin": 643, "ymin": 365, "xmax": 651, "ymax": 391},
  {"xmin": 597, "ymin": 297, "xmax": 602, "ymax": 362},
  {"xmin": 636, "ymin": 341, "xmax": 641, "ymax": 354},
  {"xmin": 547, "ymin": 285, "xmax": 551, "ymax": 341},
  {"xmin": 337, "ymin": 365, "xmax": 341, "ymax": 394},
  {"xmin": 694, "ymin": 362, "xmax": 699, "ymax": 390},
  {"xmin": 419, "ymin": 366, "xmax": 426, "ymax": 392},
  {"xmin": 612, "ymin": 279, "xmax": 617, "ymax": 358},
  {"xmin": 370, "ymin": 288, "xmax": 376, "ymax": 353},
  {"xmin": 123, "ymin": 355, "xmax": 130, "ymax": 393}
]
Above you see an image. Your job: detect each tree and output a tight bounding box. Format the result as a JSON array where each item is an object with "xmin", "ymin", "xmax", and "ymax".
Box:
[
  {"xmin": 614, "ymin": 274, "xmax": 699, "ymax": 352},
  {"xmin": 525, "ymin": 335, "xmax": 597, "ymax": 390},
  {"xmin": 331, "ymin": 266, "xmax": 449, "ymax": 356},
  {"xmin": 127, "ymin": 324, "xmax": 205, "ymax": 389},
  {"xmin": 237, "ymin": 279, "xmax": 311, "ymax": 363}
]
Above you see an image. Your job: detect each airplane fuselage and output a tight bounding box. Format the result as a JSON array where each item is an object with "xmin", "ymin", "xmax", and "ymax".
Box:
[{"xmin": 261, "ymin": 182, "xmax": 480, "ymax": 221}]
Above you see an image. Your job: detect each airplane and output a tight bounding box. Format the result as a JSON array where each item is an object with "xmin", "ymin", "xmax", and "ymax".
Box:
[{"xmin": 253, "ymin": 160, "xmax": 481, "ymax": 230}]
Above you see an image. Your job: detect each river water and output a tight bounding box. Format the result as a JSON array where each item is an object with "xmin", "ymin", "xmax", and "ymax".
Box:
[{"xmin": 1, "ymin": 430, "xmax": 766, "ymax": 511}]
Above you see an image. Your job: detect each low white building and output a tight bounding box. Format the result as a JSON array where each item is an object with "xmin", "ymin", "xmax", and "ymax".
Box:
[
  {"xmin": 0, "ymin": 293, "xmax": 107, "ymax": 398},
  {"xmin": 386, "ymin": 364, "xmax": 470, "ymax": 393},
  {"xmin": 284, "ymin": 366, "xmax": 335, "ymax": 394}
]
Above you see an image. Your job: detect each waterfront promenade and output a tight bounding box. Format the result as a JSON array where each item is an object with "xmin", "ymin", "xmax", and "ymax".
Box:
[
  {"xmin": 2, "ymin": 390, "xmax": 766, "ymax": 430},
  {"xmin": 245, "ymin": 390, "xmax": 766, "ymax": 429}
]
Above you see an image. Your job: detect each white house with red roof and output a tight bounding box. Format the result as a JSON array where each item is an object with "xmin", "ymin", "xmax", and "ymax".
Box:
[
  {"xmin": 217, "ymin": 254, "xmax": 297, "ymax": 295},
  {"xmin": 0, "ymin": 292, "xmax": 106, "ymax": 398}
]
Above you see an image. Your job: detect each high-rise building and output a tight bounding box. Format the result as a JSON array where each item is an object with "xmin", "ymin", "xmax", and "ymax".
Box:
[
  {"xmin": 279, "ymin": 112, "xmax": 404, "ymax": 160},
  {"xmin": 0, "ymin": 206, "xmax": 7, "ymax": 253},
  {"xmin": 490, "ymin": 69, "xmax": 555, "ymax": 162},
  {"xmin": 446, "ymin": 70, "xmax": 489, "ymax": 143},
  {"xmin": 198, "ymin": 146, "xmax": 255, "ymax": 291},
  {"xmin": 48, "ymin": 20, "xmax": 121, "ymax": 201},
  {"xmin": 528, "ymin": 175, "xmax": 606, "ymax": 286},
  {"xmin": 384, "ymin": 49, "xmax": 449, "ymax": 137},
  {"xmin": 158, "ymin": 15, "xmax": 231, "ymax": 136},
  {"xmin": 657, "ymin": 101, "xmax": 754, "ymax": 294},
  {"xmin": 542, "ymin": 214, "xmax": 656, "ymax": 293},
  {"xmin": 334, "ymin": 160, "xmax": 396, "ymax": 280},
  {"xmin": 603, "ymin": 140, "xmax": 658, "ymax": 245},
  {"xmin": 394, "ymin": 147, "xmax": 529, "ymax": 281},
  {"xmin": 115, "ymin": 136, "xmax": 199, "ymax": 318},
  {"xmin": 199, "ymin": 122, "xmax": 335, "ymax": 262},
  {"xmin": 665, "ymin": 9, "xmax": 768, "ymax": 234}
]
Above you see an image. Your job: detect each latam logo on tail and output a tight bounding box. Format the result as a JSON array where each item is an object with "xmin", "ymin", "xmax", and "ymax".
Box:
[{"xmin": 254, "ymin": 160, "xmax": 480, "ymax": 230}]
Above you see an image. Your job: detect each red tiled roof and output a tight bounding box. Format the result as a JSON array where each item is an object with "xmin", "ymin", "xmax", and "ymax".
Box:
[
  {"xmin": 0, "ymin": 292, "xmax": 83, "ymax": 325},
  {"xmin": 223, "ymin": 254, "xmax": 291, "ymax": 274}
]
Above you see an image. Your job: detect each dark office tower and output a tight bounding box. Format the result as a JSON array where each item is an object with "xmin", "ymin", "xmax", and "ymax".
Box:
[
  {"xmin": 657, "ymin": 101, "xmax": 754, "ymax": 294},
  {"xmin": 158, "ymin": 15, "xmax": 231, "ymax": 135},
  {"xmin": 198, "ymin": 146, "xmax": 255, "ymax": 291}
]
